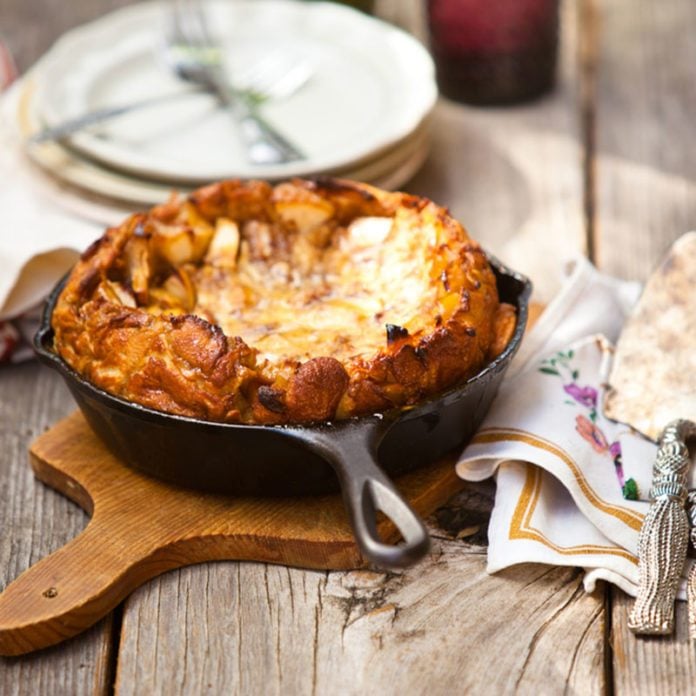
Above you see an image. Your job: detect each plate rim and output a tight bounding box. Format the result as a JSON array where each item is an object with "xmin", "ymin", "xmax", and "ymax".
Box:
[
  {"xmin": 16, "ymin": 75, "xmax": 433, "ymax": 211},
  {"xmin": 31, "ymin": 0, "xmax": 437, "ymax": 184}
]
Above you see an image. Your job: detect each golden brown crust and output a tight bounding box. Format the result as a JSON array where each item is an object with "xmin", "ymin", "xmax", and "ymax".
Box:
[
  {"xmin": 52, "ymin": 178, "xmax": 516, "ymax": 424},
  {"xmin": 488, "ymin": 302, "xmax": 517, "ymax": 360}
]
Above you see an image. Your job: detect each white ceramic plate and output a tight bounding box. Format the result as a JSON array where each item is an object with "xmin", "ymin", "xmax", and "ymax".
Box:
[
  {"xmin": 32, "ymin": 0, "xmax": 436, "ymax": 184},
  {"xmin": 17, "ymin": 76, "xmax": 431, "ymax": 211}
]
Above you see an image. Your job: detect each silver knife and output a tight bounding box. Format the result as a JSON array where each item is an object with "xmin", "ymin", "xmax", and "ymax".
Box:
[
  {"xmin": 604, "ymin": 232, "xmax": 696, "ymax": 636},
  {"xmin": 28, "ymin": 90, "xmax": 205, "ymax": 145}
]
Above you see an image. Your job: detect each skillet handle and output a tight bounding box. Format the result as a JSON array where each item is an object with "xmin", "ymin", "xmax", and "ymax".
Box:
[
  {"xmin": 339, "ymin": 456, "xmax": 432, "ymax": 570},
  {"xmin": 291, "ymin": 419, "xmax": 431, "ymax": 570}
]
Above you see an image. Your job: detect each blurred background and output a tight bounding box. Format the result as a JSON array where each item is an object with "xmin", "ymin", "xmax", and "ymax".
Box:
[{"xmin": 1, "ymin": 0, "xmax": 694, "ymax": 296}]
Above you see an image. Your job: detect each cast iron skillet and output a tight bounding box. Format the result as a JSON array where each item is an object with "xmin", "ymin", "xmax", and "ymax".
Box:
[{"xmin": 34, "ymin": 258, "xmax": 530, "ymax": 570}]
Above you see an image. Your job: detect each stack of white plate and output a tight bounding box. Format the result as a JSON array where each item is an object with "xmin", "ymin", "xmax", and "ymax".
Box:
[{"xmin": 14, "ymin": 0, "xmax": 436, "ymax": 209}]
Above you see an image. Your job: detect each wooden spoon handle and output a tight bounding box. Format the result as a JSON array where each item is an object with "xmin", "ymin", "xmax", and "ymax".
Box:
[{"xmin": 0, "ymin": 512, "xmax": 176, "ymax": 656}]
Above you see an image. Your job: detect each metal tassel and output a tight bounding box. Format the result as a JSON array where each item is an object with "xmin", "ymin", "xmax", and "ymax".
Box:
[
  {"xmin": 686, "ymin": 491, "xmax": 696, "ymax": 640},
  {"xmin": 628, "ymin": 420, "xmax": 693, "ymax": 635}
]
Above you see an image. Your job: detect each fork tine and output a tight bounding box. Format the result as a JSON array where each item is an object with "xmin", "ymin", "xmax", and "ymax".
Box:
[
  {"xmin": 169, "ymin": 0, "xmax": 199, "ymax": 49},
  {"xmin": 235, "ymin": 53, "xmax": 287, "ymax": 90},
  {"xmin": 161, "ymin": 0, "xmax": 305, "ymax": 162},
  {"xmin": 168, "ymin": 0, "xmax": 216, "ymax": 74},
  {"xmin": 260, "ymin": 61, "xmax": 313, "ymax": 100},
  {"xmin": 165, "ymin": 0, "xmax": 312, "ymax": 102},
  {"xmin": 233, "ymin": 50, "xmax": 313, "ymax": 100}
]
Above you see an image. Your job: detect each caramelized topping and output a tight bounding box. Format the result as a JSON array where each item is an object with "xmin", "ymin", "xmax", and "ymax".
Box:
[{"xmin": 52, "ymin": 179, "xmax": 513, "ymax": 424}]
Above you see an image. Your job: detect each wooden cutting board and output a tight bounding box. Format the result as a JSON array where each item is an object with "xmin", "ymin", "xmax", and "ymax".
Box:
[{"xmin": 0, "ymin": 411, "xmax": 464, "ymax": 656}]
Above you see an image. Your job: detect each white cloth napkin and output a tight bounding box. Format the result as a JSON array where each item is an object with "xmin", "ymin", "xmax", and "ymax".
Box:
[{"xmin": 456, "ymin": 256, "xmax": 685, "ymax": 598}]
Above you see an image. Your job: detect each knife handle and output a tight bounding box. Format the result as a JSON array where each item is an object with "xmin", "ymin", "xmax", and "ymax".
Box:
[
  {"xmin": 629, "ymin": 419, "xmax": 695, "ymax": 635},
  {"xmin": 28, "ymin": 90, "xmax": 203, "ymax": 145},
  {"xmin": 686, "ymin": 490, "xmax": 696, "ymax": 640},
  {"xmin": 207, "ymin": 67, "xmax": 305, "ymax": 165}
]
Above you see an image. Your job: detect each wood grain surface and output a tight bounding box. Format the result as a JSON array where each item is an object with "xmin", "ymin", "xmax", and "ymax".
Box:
[
  {"xmin": 116, "ymin": 551, "xmax": 605, "ymax": 695},
  {"xmin": 592, "ymin": 0, "xmax": 696, "ymax": 280}
]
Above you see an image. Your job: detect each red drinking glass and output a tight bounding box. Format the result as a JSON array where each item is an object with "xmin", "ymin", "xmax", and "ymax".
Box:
[{"xmin": 427, "ymin": 0, "xmax": 560, "ymax": 105}]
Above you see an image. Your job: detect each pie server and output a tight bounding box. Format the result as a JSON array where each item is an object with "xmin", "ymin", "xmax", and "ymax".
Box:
[{"xmin": 604, "ymin": 232, "xmax": 696, "ymax": 635}]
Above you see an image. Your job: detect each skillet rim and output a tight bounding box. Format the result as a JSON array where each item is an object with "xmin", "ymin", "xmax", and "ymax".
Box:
[{"xmin": 34, "ymin": 254, "xmax": 531, "ymax": 432}]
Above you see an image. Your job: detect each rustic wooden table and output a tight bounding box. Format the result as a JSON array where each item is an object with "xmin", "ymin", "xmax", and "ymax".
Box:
[{"xmin": 1, "ymin": 0, "xmax": 694, "ymax": 693}]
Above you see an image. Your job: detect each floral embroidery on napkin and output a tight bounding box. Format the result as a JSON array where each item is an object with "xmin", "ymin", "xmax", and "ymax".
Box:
[{"xmin": 538, "ymin": 350, "xmax": 639, "ymax": 500}]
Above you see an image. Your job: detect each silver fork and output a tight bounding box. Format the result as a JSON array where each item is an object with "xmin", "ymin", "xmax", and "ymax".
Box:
[
  {"xmin": 165, "ymin": 0, "xmax": 305, "ymax": 165},
  {"xmin": 29, "ymin": 58, "xmax": 311, "ymax": 146}
]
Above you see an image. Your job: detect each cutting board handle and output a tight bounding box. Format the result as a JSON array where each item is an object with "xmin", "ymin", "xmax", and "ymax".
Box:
[
  {"xmin": 0, "ymin": 508, "xmax": 175, "ymax": 657},
  {"xmin": 0, "ymin": 412, "xmax": 461, "ymax": 656}
]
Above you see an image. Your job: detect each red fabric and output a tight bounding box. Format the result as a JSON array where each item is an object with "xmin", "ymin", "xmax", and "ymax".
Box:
[
  {"xmin": 0, "ymin": 322, "xmax": 20, "ymax": 362},
  {"xmin": 0, "ymin": 40, "xmax": 16, "ymax": 89}
]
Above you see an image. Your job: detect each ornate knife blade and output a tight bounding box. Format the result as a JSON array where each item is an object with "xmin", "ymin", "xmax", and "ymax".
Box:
[{"xmin": 604, "ymin": 232, "xmax": 696, "ymax": 636}]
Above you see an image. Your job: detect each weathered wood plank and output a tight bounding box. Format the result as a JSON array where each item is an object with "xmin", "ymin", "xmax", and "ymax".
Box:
[
  {"xmin": 591, "ymin": 0, "xmax": 696, "ymax": 691},
  {"xmin": 115, "ymin": 484, "xmax": 605, "ymax": 695},
  {"xmin": 0, "ymin": 411, "xmax": 462, "ymax": 656},
  {"xmin": 592, "ymin": 0, "xmax": 696, "ymax": 279},
  {"xmin": 611, "ymin": 590, "xmax": 696, "ymax": 694},
  {"xmin": 0, "ymin": 364, "xmax": 115, "ymax": 695}
]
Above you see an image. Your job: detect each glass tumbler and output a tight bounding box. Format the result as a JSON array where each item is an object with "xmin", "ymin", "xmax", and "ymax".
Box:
[{"xmin": 427, "ymin": 0, "xmax": 560, "ymax": 105}]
